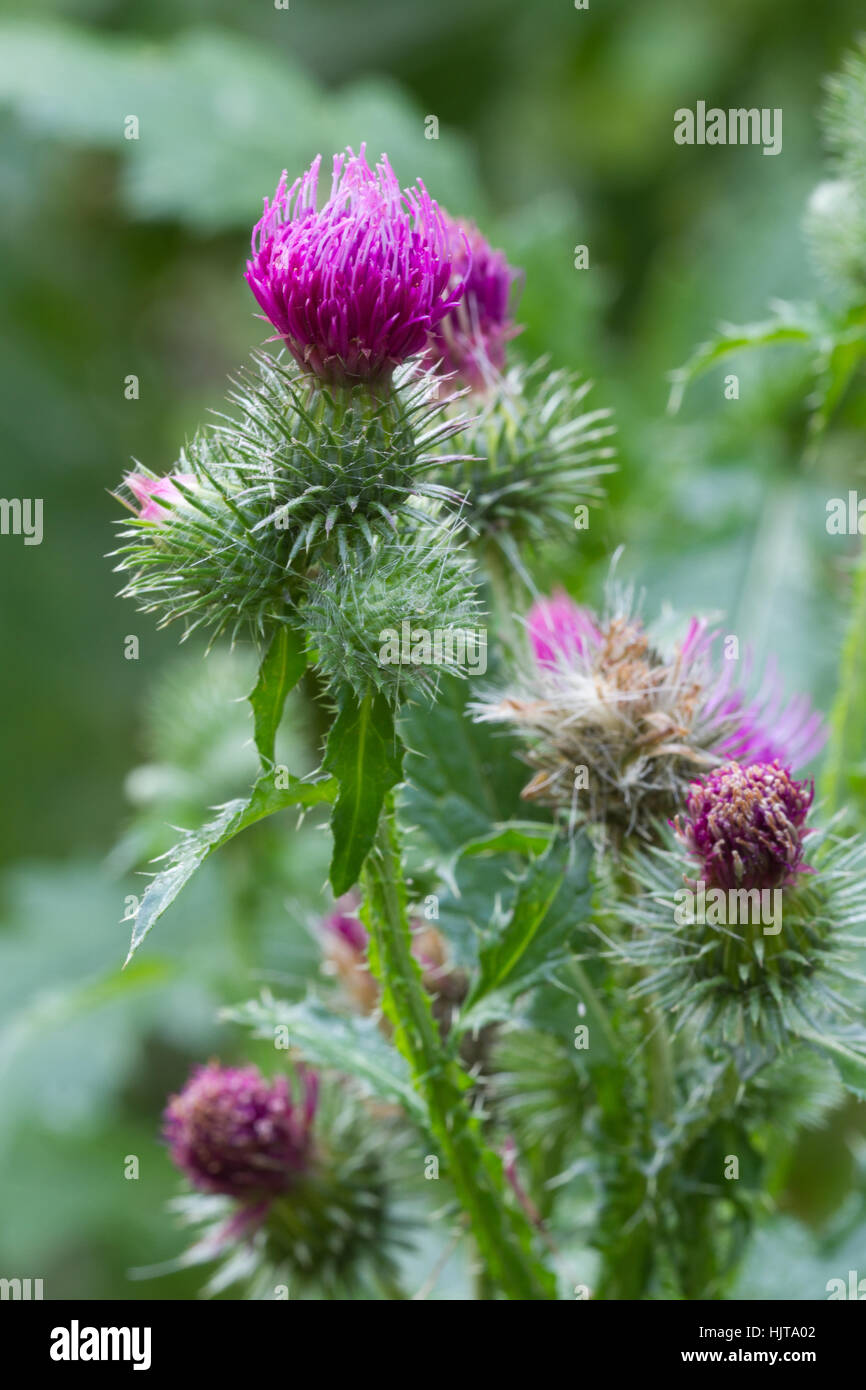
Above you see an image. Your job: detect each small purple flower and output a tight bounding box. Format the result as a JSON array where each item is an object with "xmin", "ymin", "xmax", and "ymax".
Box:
[
  {"xmin": 126, "ymin": 473, "xmax": 196, "ymax": 522},
  {"xmin": 163, "ymin": 1063, "xmax": 318, "ymax": 1200},
  {"xmin": 322, "ymin": 895, "xmax": 368, "ymax": 955},
  {"xmin": 426, "ymin": 216, "xmax": 520, "ymax": 390},
  {"xmin": 320, "ymin": 899, "xmax": 464, "ymax": 1012},
  {"xmin": 245, "ymin": 146, "xmax": 464, "ymax": 386},
  {"xmin": 674, "ymin": 761, "xmax": 814, "ymax": 892}
]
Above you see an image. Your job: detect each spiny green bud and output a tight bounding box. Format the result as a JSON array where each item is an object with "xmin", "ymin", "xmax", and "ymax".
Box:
[
  {"xmin": 803, "ymin": 179, "xmax": 866, "ymax": 301},
  {"xmin": 301, "ymin": 523, "xmax": 485, "ymax": 705},
  {"xmin": 112, "ymin": 352, "xmax": 471, "ymax": 645},
  {"xmin": 439, "ymin": 360, "xmax": 615, "ymax": 552},
  {"xmin": 218, "ymin": 351, "xmax": 468, "ymax": 561},
  {"xmin": 113, "ymin": 438, "xmax": 303, "ymax": 645},
  {"xmin": 628, "ymin": 807, "xmax": 866, "ymax": 1068}
]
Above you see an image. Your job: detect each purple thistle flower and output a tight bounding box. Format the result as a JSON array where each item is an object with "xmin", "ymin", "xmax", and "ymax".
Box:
[
  {"xmin": 526, "ymin": 590, "xmax": 602, "ymax": 668},
  {"xmin": 323, "ymin": 895, "xmax": 368, "ymax": 955},
  {"xmin": 245, "ymin": 146, "xmax": 465, "ymax": 387},
  {"xmin": 674, "ymin": 760, "xmax": 814, "ymax": 892},
  {"xmin": 163, "ymin": 1063, "xmax": 318, "ymax": 1200},
  {"xmin": 426, "ymin": 215, "xmax": 520, "ymax": 390}
]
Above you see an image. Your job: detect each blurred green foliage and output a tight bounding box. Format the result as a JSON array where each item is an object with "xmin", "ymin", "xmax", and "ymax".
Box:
[{"xmin": 1, "ymin": 0, "xmax": 865, "ymax": 1298}]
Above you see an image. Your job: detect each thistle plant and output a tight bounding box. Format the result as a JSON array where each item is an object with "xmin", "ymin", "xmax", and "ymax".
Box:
[
  {"xmin": 109, "ymin": 117, "xmax": 866, "ymax": 1305},
  {"xmin": 157, "ymin": 1063, "xmax": 407, "ymax": 1298},
  {"xmin": 624, "ymin": 763, "xmax": 866, "ymax": 1054}
]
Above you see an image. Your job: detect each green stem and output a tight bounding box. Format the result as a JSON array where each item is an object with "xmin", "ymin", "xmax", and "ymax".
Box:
[
  {"xmin": 645, "ymin": 993, "xmax": 675, "ymax": 1125},
  {"xmin": 484, "ymin": 539, "xmax": 522, "ymax": 658},
  {"xmin": 362, "ymin": 794, "xmax": 556, "ymax": 1300}
]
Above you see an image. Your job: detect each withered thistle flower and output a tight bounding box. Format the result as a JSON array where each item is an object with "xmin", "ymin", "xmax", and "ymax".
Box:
[{"xmin": 476, "ymin": 591, "xmax": 825, "ymax": 836}]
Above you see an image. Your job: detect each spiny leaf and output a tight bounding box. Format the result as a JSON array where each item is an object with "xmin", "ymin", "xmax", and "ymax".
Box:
[
  {"xmin": 465, "ymin": 831, "xmax": 594, "ymax": 1013},
  {"xmin": 248, "ymin": 625, "xmax": 307, "ymax": 767},
  {"xmin": 667, "ymin": 302, "xmax": 821, "ymax": 415},
  {"xmin": 324, "ymin": 690, "xmax": 405, "ymax": 896},
  {"xmin": 453, "ymin": 821, "xmax": 557, "ymax": 861},
  {"xmin": 124, "ymin": 771, "xmax": 335, "ymax": 964},
  {"xmin": 224, "ymin": 992, "xmax": 427, "ymax": 1124}
]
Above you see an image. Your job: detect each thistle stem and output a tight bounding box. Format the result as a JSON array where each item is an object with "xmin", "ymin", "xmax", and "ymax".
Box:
[
  {"xmin": 483, "ymin": 539, "xmax": 523, "ymax": 657},
  {"xmin": 645, "ymin": 993, "xmax": 676, "ymax": 1125},
  {"xmin": 362, "ymin": 794, "xmax": 555, "ymax": 1300}
]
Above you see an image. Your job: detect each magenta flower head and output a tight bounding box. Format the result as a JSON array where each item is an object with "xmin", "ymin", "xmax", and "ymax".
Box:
[
  {"xmin": 674, "ymin": 761, "xmax": 814, "ymax": 893},
  {"xmin": 426, "ymin": 215, "xmax": 520, "ymax": 390},
  {"xmin": 245, "ymin": 146, "xmax": 464, "ymax": 387},
  {"xmin": 526, "ymin": 590, "xmax": 603, "ymax": 668},
  {"xmin": 163, "ymin": 1062, "xmax": 318, "ymax": 1200},
  {"xmin": 322, "ymin": 895, "xmax": 368, "ymax": 955},
  {"xmin": 126, "ymin": 473, "xmax": 196, "ymax": 522}
]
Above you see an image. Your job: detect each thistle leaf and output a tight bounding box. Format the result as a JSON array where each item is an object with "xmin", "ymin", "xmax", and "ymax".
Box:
[
  {"xmin": 666, "ymin": 302, "xmax": 821, "ymax": 415},
  {"xmin": 324, "ymin": 690, "xmax": 405, "ymax": 895},
  {"xmin": 453, "ymin": 821, "xmax": 557, "ymax": 861},
  {"xmin": 224, "ymin": 992, "xmax": 427, "ymax": 1124},
  {"xmin": 465, "ymin": 831, "xmax": 593, "ymax": 1013},
  {"xmin": 248, "ymin": 625, "xmax": 308, "ymax": 767},
  {"xmin": 124, "ymin": 771, "xmax": 335, "ymax": 963}
]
